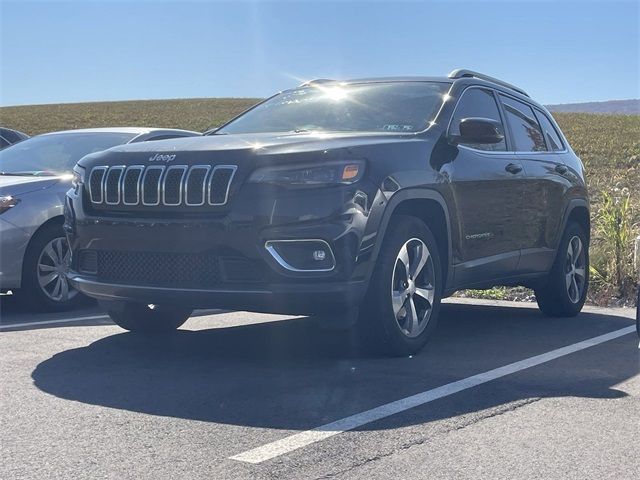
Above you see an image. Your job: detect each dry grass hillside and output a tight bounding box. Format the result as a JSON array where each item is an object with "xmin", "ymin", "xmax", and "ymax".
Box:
[{"xmin": 0, "ymin": 98, "xmax": 260, "ymax": 135}]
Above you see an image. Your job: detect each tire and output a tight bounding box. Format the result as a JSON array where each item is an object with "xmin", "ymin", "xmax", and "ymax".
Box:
[
  {"xmin": 358, "ymin": 215, "xmax": 443, "ymax": 356},
  {"xmin": 535, "ymin": 222, "xmax": 589, "ymax": 317},
  {"xmin": 104, "ymin": 301, "xmax": 192, "ymax": 333},
  {"xmin": 15, "ymin": 221, "xmax": 83, "ymax": 312}
]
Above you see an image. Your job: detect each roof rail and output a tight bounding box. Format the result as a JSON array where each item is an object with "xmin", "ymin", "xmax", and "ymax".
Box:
[{"xmin": 448, "ymin": 69, "xmax": 529, "ymax": 97}]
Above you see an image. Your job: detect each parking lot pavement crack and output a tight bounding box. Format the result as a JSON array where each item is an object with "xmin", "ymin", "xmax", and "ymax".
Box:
[
  {"xmin": 312, "ymin": 398, "xmax": 542, "ymax": 480},
  {"xmin": 447, "ymin": 397, "xmax": 542, "ymax": 433}
]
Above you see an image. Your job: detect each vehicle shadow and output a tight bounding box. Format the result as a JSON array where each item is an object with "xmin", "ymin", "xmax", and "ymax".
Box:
[{"xmin": 31, "ymin": 303, "xmax": 639, "ymax": 431}]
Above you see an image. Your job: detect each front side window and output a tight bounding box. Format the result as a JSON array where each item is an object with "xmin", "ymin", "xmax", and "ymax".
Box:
[
  {"xmin": 449, "ymin": 88, "xmax": 507, "ymax": 151},
  {"xmin": 534, "ymin": 110, "xmax": 564, "ymax": 151},
  {"xmin": 216, "ymin": 82, "xmax": 451, "ymax": 135},
  {"xmin": 499, "ymin": 95, "xmax": 547, "ymax": 152}
]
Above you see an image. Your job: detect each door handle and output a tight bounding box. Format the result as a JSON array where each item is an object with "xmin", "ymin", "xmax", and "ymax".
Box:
[
  {"xmin": 555, "ymin": 164, "xmax": 568, "ymax": 174},
  {"xmin": 505, "ymin": 163, "xmax": 523, "ymax": 174}
]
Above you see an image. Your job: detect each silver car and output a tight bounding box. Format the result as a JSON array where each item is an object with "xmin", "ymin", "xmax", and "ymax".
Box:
[{"xmin": 0, "ymin": 127, "xmax": 199, "ymax": 311}]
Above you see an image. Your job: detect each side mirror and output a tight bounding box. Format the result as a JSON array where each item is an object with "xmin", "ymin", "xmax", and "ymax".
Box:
[{"xmin": 450, "ymin": 117, "xmax": 504, "ymax": 145}]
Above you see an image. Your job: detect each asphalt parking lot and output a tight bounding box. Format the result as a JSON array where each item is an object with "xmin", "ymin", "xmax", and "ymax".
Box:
[{"xmin": 1, "ymin": 296, "xmax": 638, "ymax": 480}]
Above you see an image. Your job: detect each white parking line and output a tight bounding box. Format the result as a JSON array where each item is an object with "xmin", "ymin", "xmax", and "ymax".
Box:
[
  {"xmin": 230, "ymin": 325, "xmax": 636, "ymax": 464},
  {"xmin": 0, "ymin": 314, "xmax": 110, "ymax": 330}
]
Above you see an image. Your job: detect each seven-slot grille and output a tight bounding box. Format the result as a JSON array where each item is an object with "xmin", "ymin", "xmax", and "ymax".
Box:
[{"xmin": 88, "ymin": 164, "xmax": 237, "ymax": 207}]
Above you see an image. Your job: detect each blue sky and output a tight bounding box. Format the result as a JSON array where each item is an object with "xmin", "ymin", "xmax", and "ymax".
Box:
[{"xmin": 1, "ymin": 0, "xmax": 638, "ymax": 106}]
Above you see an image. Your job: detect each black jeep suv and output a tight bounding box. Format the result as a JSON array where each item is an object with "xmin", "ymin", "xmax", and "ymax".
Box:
[{"xmin": 65, "ymin": 69, "xmax": 589, "ymax": 355}]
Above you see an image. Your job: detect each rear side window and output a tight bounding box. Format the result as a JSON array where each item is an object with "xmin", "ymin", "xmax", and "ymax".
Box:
[
  {"xmin": 534, "ymin": 110, "xmax": 564, "ymax": 151},
  {"xmin": 450, "ymin": 88, "xmax": 506, "ymax": 151},
  {"xmin": 499, "ymin": 95, "xmax": 547, "ymax": 152},
  {"xmin": 0, "ymin": 136, "xmax": 8, "ymax": 148}
]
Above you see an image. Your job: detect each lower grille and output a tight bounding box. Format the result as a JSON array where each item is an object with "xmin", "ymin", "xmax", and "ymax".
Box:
[{"xmin": 92, "ymin": 250, "xmax": 264, "ymax": 288}]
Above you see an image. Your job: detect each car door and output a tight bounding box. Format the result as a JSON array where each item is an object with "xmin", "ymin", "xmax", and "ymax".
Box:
[
  {"xmin": 445, "ymin": 87, "xmax": 526, "ymax": 287},
  {"xmin": 498, "ymin": 95, "xmax": 569, "ymax": 274}
]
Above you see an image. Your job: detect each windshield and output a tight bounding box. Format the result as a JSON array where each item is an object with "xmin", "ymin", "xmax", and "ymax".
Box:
[
  {"xmin": 0, "ymin": 132, "xmax": 136, "ymax": 176},
  {"xmin": 216, "ymin": 81, "xmax": 450, "ymax": 135}
]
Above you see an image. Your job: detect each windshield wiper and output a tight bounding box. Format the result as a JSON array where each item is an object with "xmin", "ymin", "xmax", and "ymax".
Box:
[{"xmin": 203, "ymin": 128, "xmax": 228, "ymax": 136}]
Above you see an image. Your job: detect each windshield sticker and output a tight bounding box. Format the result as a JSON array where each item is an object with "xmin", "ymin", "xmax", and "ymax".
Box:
[{"xmin": 383, "ymin": 124, "xmax": 415, "ymax": 132}]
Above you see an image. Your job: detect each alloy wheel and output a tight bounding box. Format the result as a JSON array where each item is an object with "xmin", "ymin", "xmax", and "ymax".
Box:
[
  {"xmin": 391, "ymin": 238, "xmax": 436, "ymax": 338},
  {"xmin": 565, "ymin": 235, "xmax": 586, "ymax": 304},
  {"xmin": 37, "ymin": 237, "xmax": 77, "ymax": 303}
]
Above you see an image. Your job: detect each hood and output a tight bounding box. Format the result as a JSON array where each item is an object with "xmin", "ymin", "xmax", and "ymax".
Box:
[
  {"xmin": 77, "ymin": 131, "xmax": 427, "ymax": 169},
  {"xmin": 0, "ymin": 175, "xmax": 64, "ymax": 197}
]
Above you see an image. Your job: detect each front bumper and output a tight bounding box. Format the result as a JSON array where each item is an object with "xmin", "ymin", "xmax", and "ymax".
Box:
[
  {"xmin": 0, "ymin": 217, "xmax": 31, "ymax": 289},
  {"xmin": 68, "ymin": 275, "xmax": 367, "ymax": 314},
  {"xmin": 65, "ymin": 181, "xmax": 380, "ymax": 314}
]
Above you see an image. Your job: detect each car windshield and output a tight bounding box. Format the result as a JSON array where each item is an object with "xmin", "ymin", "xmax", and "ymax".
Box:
[
  {"xmin": 216, "ymin": 81, "xmax": 451, "ymax": 135},
  {"xmin": 0, "ymin": 132, "xmax": 136, "ymax": 176}
]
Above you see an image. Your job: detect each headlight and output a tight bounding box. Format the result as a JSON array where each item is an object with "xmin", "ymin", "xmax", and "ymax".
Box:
[
  {"xmin": 0, "ymin": 196, "xmax": 20, "ymax": 215},
  {"xmin": 248, "ymin": 161, "xmax": 365, "ymax": 186},
  {"xmin": 72, "ymin": 165, "xmax": 85, "ymax": 192}
]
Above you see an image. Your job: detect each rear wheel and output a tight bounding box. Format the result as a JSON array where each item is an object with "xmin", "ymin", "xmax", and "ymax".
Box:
[
  {"xmin": 104, "ymin": 301, "xmax": 192, "ymax": 333},
  {"xmin": 358, "ymin": 215, "xmax": 442, "ymax": 356},
  {"xmin": 535, "ymin": 222, "xmax": 589, "ymax": 317}
]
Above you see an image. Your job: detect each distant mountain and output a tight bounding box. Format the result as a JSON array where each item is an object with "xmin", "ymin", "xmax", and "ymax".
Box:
[{"xmin": 546, "ymin": 99, "xmax": 639, "ymax": 115}]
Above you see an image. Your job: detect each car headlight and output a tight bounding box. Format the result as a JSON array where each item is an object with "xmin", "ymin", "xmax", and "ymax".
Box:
[
  {"xmin": 248, "ymin": 161, "xmax": 365, "ymax": 186},
  {"xmin": 72, "ymin": 165, "xmax": 85, "ymax": 192},
  {"xmin": 0, "ymin": 196, "xmax": 20, "ymax": 215}
]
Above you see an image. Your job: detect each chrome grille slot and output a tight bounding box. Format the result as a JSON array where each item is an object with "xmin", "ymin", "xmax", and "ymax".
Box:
[
  {"xmin": 88, "ymin": 164, "xmax": 236, "ymax": 210},
  {"xmin": 162, "ymin": 166, "xmax": 187, "ymax": 206},
  {"xmin": 88, "ymin": 166, "xmax": 107, "ymax": 204},
  {"xmin": 122, "ymin": 166, "xmax": 144, "ymax": 205},
  {"xmin": 185, "ymin": 166, "xmax": 210, "ymax": 206},
  {"xmin": 208, "ymin": 165, "xmax": 237, "ymax": 205},
  {"xmin": 104, "ymin": 166, "xmax": 125, "ymax": 205},
  {"xmin": 142, "ymin": 166, "xmax": 164, "ymax": 205}
]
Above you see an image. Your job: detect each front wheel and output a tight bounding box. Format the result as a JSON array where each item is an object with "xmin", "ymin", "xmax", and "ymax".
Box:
[
  {"xmin": 104, "ymin": 301, "xmax": 193, "ymax": 333},
  {"xmin": 358, "ymin": 215, "xmax": 443, "ymax": 356},
  {"xmin": 16, "ymin": 222, "xmax": 83, "ymax": 312},
  {"xmin": 535, "ymin": 222, "xmax": 589, "ymax": 317}
]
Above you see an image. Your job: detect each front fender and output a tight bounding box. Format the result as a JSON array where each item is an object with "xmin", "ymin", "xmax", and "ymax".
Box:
[{"xmin": 355, "ymin": 187, "xmax": 453, "ymax": 291}]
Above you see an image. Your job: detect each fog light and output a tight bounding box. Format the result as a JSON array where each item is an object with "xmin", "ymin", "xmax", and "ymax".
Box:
[
  {"xmin": 265, "ymin": 239, "xmax": 336, "ymax": 272},
  {"xmin": 313, "ymin": 250, "xmax": 326, "ymax": 261}
]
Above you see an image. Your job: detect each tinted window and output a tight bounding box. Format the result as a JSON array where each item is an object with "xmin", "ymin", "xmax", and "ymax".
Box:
[
  {"xmin": 450, "ymin": 88, "xmax": 506, "ymax": 151},
  {"xmin": 499, "ymin": 95, "xmax": 547, "ymax": 152},
  {"xmin": 217, "ymin": 82, "xmax": 450, "ymax": 134},
  {"xmin": 0, "ymin": 136, "xmax": 9, "ymax": 149},
  {"xmin": 534, "ymin": 110, "xmax": 564, "ymax": 151}
]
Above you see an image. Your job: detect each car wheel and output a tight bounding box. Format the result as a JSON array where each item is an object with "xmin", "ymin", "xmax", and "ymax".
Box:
[
  {"xmin": 16, "ymin": 222, "xmax": 83, "ymax": 312},
  {"xmin": 535, "ymin": 222, "xmax": 589, "ymax": 317},
  {"xmin": 104, "ymin": 301, "xmax": 193, "ymax": 333},
  {"xmin": 358, "ymin": 215, "xmax": 442, "ymax": 356}
]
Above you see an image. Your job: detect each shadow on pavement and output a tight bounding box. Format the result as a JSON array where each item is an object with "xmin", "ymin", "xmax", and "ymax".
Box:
[{"xmin": 31, "ymin": 303, "xmax": 639, "ymax": 431}]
